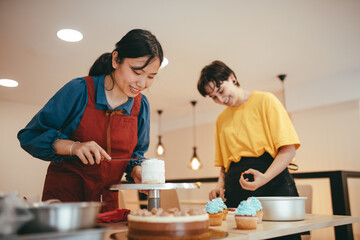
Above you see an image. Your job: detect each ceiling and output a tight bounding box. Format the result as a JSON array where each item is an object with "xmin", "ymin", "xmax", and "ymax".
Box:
[{"xmin": 1, "ymin": 0, "xmax": 360, "ymax": 125}]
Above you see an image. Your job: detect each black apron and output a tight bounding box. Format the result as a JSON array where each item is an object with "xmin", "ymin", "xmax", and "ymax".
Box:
[
  {"xmin": 224, "ymin": 152, "xmax": 301, "ymax": 240},
  {"xmin": 224, "ymin": 152, "xmax": 299, "ymax": 208}
]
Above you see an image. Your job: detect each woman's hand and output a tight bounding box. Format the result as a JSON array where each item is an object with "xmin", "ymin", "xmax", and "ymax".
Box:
[
  {"xmin": 209, "ymin": 166, "xmax": 226, "ymax": 201},
  {"xmin": 131, "ymin": 165, "xmax": 142, "ymax": 184},
  {"xmin": 209, "ymin": 187, "xmax": 226, "ymax": 201},
  {"xmin": 239, "ymin": 168, "xmax": 269, "ymax": 191},
  {"xmin": 240, "ymin": 145, "xmax": 296, "ymax": 191},
  {"xmin": 72, "ymin": 141, "xmax": 111, "ymax": 165},
  {"xmin": 131, "ymin": 166, "xmax": 148, "ymax": 194}
]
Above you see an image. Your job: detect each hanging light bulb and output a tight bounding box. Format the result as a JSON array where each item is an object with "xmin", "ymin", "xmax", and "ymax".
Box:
[
  {"xmin": 277, "ymin": 74, "xmax": 287, "ymax": 109},
  {"xmin": 190, "ymin": 147, "xmax": 201, "ymax": 170},
  {"xmin": 156, "ymin": 136, "xmax": 165, "ymax": 156},
  {"xmin": 156, "ymin": 110, "xmax": 165, "ymax": 156},
  {"xmin": 189, "ymin": 101, "xmax": 202, "ymax": 170},
  {"xmin": 277, "ymin": 74, "xmax": 298, "ymax": 171}
]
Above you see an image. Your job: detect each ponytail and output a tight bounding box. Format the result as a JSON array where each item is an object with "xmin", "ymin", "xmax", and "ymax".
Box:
[{"xmin": 88, "ymin": 53, "xmax": 113, "ymax": 76}]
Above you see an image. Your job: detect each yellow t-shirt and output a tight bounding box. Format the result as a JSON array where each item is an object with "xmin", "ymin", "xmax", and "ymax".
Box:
[{"xmin": 215, "ymin": 91, "xmax": 300, "ymax": 172}]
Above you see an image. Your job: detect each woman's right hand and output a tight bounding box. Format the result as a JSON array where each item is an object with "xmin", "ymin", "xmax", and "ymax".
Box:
[
  {"xmin": 209, "ymin": 187, "xmax": 226, "ymax": 201},
  {"xmin": 209, "ymin": 166, "xmax": 226, "ymax": 201},
  {"xmin": 72, "ymin": 141, "xmax": 111, "ymax": 165}
]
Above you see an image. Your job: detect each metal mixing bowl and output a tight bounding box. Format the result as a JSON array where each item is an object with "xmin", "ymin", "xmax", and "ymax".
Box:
[
  {"xmin": 0, "ymin": 193, "xmax": 33, "ymax": 235},
  {"xmin": 257, "ymin": 197, "xmax": 307, "ymax": 221},
  {"xmin": 18, "ymin": 202, "xmax": 101, "ymax": 234}
]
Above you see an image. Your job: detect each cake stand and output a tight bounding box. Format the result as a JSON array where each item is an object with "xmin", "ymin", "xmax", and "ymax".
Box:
[{"xmin": 110, "ymin": 183, "xmax": 199, "ymax": 210}]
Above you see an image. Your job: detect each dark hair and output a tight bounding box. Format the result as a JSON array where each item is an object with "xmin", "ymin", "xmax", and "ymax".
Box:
[
  {"xmin": 197, "ymin": 60, "xmax": 239, "ymax": 97},
  {"xmin": 89, "ymin": 29, "xmax": 164, "ymax": 76}
]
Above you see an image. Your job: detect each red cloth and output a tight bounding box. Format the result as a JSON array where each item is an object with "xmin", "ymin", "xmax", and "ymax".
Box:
[{"xmin": 97, "ymin": 208, "xmax": 131, "ymax": 223}]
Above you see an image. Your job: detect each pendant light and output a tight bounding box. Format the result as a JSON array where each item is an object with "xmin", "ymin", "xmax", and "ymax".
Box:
[
  {"xmin": 155, "ymin": 110, "xmax": 165, "ymax": 156},
  {"xmin": 277, "ymin": 74, "xmax": 287, "ymax": 109},
  {"xmin": 278, "ymin": 74, "xmax": 298, "ymax": 171},
  {"xmin": 189, "ymin": 101, "xmax": 202, "ymax": 170}
]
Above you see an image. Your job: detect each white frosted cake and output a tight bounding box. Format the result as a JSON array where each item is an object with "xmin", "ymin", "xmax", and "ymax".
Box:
[{"xmin": 141, "ymin": 159, "xmax": 165, "ymax": 183}]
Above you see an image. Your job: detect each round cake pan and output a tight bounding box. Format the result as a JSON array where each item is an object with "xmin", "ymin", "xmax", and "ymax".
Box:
[
  {"xmin": 257, "ymin": 197, "xmax": 307, "ymax": 221},
  {"xmin": 18, "ymin": 201, "xmax": 101, "ymax": 234}
]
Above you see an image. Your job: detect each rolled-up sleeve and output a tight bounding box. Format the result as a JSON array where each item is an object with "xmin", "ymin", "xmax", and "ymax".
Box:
[{"xmin": 17, "ymin": 78, "xmax": 87, "ymax": 162}]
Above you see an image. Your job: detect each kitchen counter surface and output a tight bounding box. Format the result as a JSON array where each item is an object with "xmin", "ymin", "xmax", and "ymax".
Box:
[
  {"xmin": 101, "ymin": 214, "xmax": 358, "ymax": 240},
  {"xmin": 167, "ymin": 170, "xmax": 360, "ymax": 239}
]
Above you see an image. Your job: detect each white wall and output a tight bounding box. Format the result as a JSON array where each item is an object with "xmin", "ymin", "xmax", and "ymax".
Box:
[
  {"xmin": 286, "ymin": 70, "xmax": 360, "ymax": 113},
  {"xmin": 0, "ymin": 101, "xmax": 48, "ymax": 202},
  {"xmin": 291, "ymin": 100, "xmax": 360, "ymax": 239}
]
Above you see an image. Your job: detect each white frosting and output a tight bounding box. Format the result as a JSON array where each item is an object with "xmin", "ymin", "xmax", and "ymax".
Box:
[
  {"xmin": 141, "ymin": 159, "xmax": 165, "ymax": 183},
  {"xmin": 128, "ymin": 214, "xmax": 209, "ymax": 223}
]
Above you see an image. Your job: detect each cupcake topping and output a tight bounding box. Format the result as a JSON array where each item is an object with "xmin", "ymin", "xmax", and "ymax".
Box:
[
  {"xmin": 205, "ymin": 199, "xmax": 224, "ymax": 214},
  {"xmin": 247, "ymin": 196, "xmax": 262, "ymax": 211},
  {"xmin": 205, "ymin": 201, "xmax": 223, "ymax": 213},
  {"xmin": 235, "ymin": 200, "xmax": 257, "ymax": 216},
  {"xmin": 213, "ymin": 197, "xmax": 228, "ymax": 210}
]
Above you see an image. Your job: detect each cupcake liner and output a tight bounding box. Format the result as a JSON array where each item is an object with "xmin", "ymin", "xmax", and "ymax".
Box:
[
  {"xmin": 234, "ymin": 215, "xmax": 257, "ymax": 230},
  {"xmin": 222, "ymin": 209, "xmax": 228, "ymax": 221},
  {"xmin": 208, "ymin": 212, "xmax": 223, "ymax": 226},
  {"xmin": 256, "ymin": 210, "xmax": 263, "ymax": 223}
]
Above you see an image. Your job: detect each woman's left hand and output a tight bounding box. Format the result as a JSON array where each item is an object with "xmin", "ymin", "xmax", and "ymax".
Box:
[
  {"xmin": 239, "ymin": 168, "xmax": 269, "ymax": 191},
  {"xmin": 131, "ymin": 165, "xmax": 142, "ymax": 183},
  {"xmin": 131, "ymin": 165, "xmax": 148, "ymax": 195}
]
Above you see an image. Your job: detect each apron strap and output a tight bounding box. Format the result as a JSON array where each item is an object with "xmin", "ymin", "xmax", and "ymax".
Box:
[
  {"xmin": 105, "ymin": 109, "xmax": 126, "ymax": 155},
  {"xmin": 131, "ymin": 94, "xmax": 142, "ymax": 116},
  {"xmin": 84, "ymin": 76, "xmax": 95, "ymax": 108}
]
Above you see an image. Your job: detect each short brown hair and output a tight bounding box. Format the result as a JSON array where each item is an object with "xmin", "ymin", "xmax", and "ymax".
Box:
[{"xmin": 197, "ymin": 60, "xmax": 238, "ymax": 97}]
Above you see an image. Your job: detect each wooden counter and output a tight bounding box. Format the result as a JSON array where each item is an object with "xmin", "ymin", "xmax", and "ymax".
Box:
[
  {"xmin": 101, "ymin": 214, "xmax": 358, "ymax": 240},
  {"xmin": 167, "ymin": 170, "xmax": 360, "ymax": 239}
]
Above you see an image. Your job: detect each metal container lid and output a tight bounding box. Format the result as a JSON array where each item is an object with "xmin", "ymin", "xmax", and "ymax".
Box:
[{"xmin": 257, "ymin": 196, "xmax": 307, "ymax": 201}]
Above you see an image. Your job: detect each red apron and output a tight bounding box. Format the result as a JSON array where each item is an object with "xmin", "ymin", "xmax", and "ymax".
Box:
[{"xmin": 42, "ymin": 76, "xmax": 141, "ymax": 212}]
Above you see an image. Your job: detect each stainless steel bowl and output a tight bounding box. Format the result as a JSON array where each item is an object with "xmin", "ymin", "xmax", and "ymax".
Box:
[
  {"xmin": 257, "ymin": 197, "xmax": 307, "ymax": 221},
  {"xmin": 18, "ymin": 202, "xmax": 101, "ymax": 234}
]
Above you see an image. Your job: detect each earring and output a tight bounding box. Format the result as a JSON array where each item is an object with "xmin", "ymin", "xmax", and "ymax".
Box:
[{"xmin": 233, "ymin": 80, "xmax": 237, "ymax": 84}]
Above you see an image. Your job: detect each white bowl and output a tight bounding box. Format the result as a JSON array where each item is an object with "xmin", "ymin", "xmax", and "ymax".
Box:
[{"xmin": 257, "ymin": 197, "xmax": 307, "ymax": 221}]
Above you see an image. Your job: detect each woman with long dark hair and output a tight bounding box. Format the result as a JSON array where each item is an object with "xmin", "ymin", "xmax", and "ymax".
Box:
[{"xmin": 18, "ymin": 29, "xmax": 163, "ymax": 212}]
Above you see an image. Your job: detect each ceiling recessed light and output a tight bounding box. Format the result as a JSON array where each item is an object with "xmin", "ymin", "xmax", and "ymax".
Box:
[
  {"xmin": 57, "ymin": 29, "xmax": 83, "ymax": 42},
  {"xmin": 0, "ymin": 79, "xmax": 18, "ymax": 87},
  {"xmin": 160, "ymin": 57, "xmax": 168, "ymax": 69}
]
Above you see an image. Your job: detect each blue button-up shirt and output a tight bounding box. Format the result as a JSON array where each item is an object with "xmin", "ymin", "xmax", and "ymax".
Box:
[{"xmin": 17, "ymin": 75, "xmax": 148, "ymax": 181}]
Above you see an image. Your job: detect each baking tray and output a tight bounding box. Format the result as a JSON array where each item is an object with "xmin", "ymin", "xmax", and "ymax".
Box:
[
  {"xmin": 109, "ymin": 229, "xmax": 228, "ymax": 240},
  {"xmin": 1, "ymin": 226, "xmax": 108, "ymax": 240}
]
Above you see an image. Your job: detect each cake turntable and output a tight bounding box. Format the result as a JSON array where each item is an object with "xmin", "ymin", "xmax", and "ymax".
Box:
[{"xmin": 109, "ymin": 183, "xmax": 200, "ymax": 210}]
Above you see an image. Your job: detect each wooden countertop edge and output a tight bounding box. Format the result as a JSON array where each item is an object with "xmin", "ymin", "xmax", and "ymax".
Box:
[
  {"xmin": 219, "ymin": 214, "xmax": 359, "ymax": 240},
  {"xmin": 101, "ymin": 214, "xmax": 358, "ymax": 240}
]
